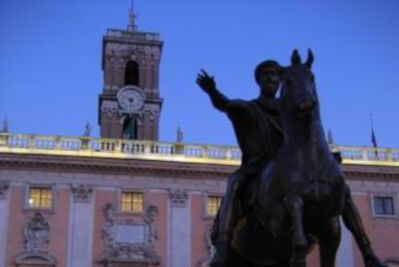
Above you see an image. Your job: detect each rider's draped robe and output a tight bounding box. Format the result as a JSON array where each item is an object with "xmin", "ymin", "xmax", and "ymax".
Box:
[
  {"xmin": 207, "ymin": 87, "xmax": 284, "ymax": 243},
  {"xmin": 209, "ymin": 89, "xmax": 283, "ymax": 178}
]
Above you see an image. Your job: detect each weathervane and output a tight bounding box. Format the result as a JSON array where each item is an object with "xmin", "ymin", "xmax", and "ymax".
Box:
[{"xmin": 127, "ymin": 0, "xmax": 139, "ymax": 32}]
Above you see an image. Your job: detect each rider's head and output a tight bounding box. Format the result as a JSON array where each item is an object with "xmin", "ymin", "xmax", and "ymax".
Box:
[{"xmin": 255, "ymin": 60, "xmax": 282, "ymax": 98}]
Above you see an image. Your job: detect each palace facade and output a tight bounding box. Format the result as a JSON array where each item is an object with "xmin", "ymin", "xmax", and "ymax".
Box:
[{"xmin": 0, "ymin": 5, "xmax": 398, "ymax": 267}]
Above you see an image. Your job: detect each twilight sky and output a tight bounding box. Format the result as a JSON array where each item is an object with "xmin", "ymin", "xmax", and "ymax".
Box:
[{"xmin": 0, "ymin": 0, "xmax": 398, "ymax": 148}]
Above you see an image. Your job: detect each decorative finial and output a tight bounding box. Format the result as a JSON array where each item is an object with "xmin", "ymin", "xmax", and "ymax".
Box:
[
  {"xmin": 83, "ymin": 121, "xmax": 91, "ymax": 137},
  {"xmin": 327, "ymin": 129, "xmax": 334, "ymax": 144},
  {"xmin": 127, "ymin": 0, "xmax": 138, "ymax": 32},
  {"xmin": 177, "ymin": 127, "xmax": 183, "ymax": 143},
  {"xmin": 1, "ymin": 118, "xmax": 9, "ymax": 133}
]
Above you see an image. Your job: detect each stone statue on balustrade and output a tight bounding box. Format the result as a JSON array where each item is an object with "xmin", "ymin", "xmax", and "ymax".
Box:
[{"xmin": 197, "ymin": 50, "xmax": 386, "ymax": 267}]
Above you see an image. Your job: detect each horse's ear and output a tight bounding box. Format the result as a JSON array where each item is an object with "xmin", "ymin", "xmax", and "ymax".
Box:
[
  {"xmin": 291, "ymin": 49, "xmax": 301, "ymax": 65},
  {"xmin": 305, "ymin": 49, "xmax": 314, "ymax": 69}
]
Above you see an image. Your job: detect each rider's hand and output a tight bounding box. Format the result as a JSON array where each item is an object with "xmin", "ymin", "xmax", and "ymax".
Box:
[{"xmin": 196, "ymin": 69, "xmax": 216, "ymax": 93}]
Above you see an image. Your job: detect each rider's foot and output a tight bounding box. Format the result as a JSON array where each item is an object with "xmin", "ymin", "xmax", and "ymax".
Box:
[
  {"xmin": 293, "ymin": 232, "xmax": 308, "ymax": 248},
  {"xmin": 364, "ymin": 255, "xmax": 387, "ymax": 267},
  {"xmin": 210, "ymin": 242, "xmax": 228, "ymax": 267}
]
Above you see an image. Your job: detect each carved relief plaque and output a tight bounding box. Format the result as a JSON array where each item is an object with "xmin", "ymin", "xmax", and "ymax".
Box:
[
  {"xmin": 116, "ymin": 224, "xmax": 145, "ymax": 243},
  {"xmin": 100, "ymin": 203, "xmax": 160, "ymax": 266}
]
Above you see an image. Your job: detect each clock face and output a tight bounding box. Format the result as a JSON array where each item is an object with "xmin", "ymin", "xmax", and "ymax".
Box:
[{"xmin": 117, "ymin": 86, "xmax": 145, "ymax": 113}]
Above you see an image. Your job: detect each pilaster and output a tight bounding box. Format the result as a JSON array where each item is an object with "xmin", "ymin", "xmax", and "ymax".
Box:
[
  {"xmin": 0, "ymin": 181, "xmax": 10, "ymax": 266},
  {"xmin": 168, "ymin": 189, "xmax": 191, "ymax": 267},
  {"xmin": 67, "ymin": 184, "xmax": 94, "ymax": 267}
]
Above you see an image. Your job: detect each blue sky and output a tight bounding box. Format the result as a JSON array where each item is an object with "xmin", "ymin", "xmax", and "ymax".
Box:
[{"xmin": 0, "ymin": 0, "xmax": 398, "ymax": 147}]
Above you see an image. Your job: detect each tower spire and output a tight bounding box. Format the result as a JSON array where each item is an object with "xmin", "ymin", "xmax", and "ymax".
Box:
[{"xmin": 127, "ymin": 0, "xmax": 137, "ymax": 32}]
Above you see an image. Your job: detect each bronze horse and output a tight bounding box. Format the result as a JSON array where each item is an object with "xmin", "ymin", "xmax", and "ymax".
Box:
[{"xmin": 229, "ymin": 50, "xmax": 386, "ymax": 267}]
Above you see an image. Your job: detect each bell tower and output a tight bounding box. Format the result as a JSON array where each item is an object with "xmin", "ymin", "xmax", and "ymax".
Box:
[{"xmin": 98, "ymin": 3, "xmax": 163, "ymax": 140}]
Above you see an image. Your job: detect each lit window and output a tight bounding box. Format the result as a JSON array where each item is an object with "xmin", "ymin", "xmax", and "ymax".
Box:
[
  {"xmin": 29, "ymin": 187, "xmax": 52, "ymax": 209},
  {"xmin": 374, "ymin": 196, "xmax": 394, "ymax": 215},
  {"xmin": 121, "ymin": 192, "xmax": 143, "ymax": 212},
  {"xmin": 207, "ymin": 196, "xmax": 222, "ymax": 217}
]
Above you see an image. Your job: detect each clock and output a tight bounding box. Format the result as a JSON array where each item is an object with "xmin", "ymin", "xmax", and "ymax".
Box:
[{"xmin": 117, "ymin": 86, "xmax": 145, "ymax": 113}]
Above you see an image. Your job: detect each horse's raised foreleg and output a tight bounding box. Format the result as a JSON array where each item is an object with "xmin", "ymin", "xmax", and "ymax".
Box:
[
  {"xmin": 284, "ymin": 194, "xmax": 307, "ymax": 267},
  {"xmin": 341, "ymin": 184, "xmax": 387, "ymax": 267},
  {"xmin": 317, "ymin": 216, "xmax": 341, "ymax": 267}
]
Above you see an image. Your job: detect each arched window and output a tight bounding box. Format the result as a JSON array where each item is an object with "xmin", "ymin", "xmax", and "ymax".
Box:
[
  {"xmin": 122, "ymin": 117, "xmax": 137, "ymax": 140},
  {"xmin": 124, "ymin": 61, "xmax": 139, "ymax": 86}
]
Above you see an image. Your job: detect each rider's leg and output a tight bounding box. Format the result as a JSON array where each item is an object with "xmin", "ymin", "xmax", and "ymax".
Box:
[
  {"xmin": 210, "ymin": 207, "xmax": 221, "ymax": 244},
  {"xmin": 318, "ymin": 216, "xmax": 341, "ymax": 267},
  {"xmin": 341, "ymin": 184, "xmax": 386, "ymax": 267},
  {"xmin": 284, "ymin": 194, "xmax": 307, "ymax": 267},
  {"xmin": 211, "ymin": 170, "xmax": 244, "ymax": 266},
  {"xmin": 215, "ymin": 170, "xmax": 242, "ymax": 240}
]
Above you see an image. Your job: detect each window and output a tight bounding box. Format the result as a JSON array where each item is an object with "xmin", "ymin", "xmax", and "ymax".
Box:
[
  {"xmin": 29, "ymin": 187, "xmax": 52, "ymax": 209},
  {"xmin": 124, "ymin": 61, "xmax": 139, "ymax": 86},
  {"xmin": 374, "ymin": 196, "xmax": 394, "ymax": 215},
  {"xmin": 122, "ymin": 117, "xmax": 137, "ymax": 140},
  {"xmin": 121, "ymin": 192, "xmax": 143, "ymax": 213},
  {"xmin": 207, "ymin": 196, "xmax": 222, "ymax": 217}
]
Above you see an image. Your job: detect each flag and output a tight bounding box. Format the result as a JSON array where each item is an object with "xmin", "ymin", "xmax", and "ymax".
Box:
[
  {"xmin": 370, "ymin": 114, "xmax": 378, "ymax": 158},
  {"xmin": 371, "ymin": 128, "xmax": 378, "ymax": 148}
]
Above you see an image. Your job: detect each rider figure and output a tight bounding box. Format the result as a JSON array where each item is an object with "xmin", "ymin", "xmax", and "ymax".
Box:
[{"xmin": 196, "ymin": 61, "xmax": 283, "ymax": 266}]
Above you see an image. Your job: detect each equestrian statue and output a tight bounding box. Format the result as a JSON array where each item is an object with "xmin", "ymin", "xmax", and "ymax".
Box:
[{"xmin": 196, "ymin": 50, "xmax": 386, "ymax": 267}]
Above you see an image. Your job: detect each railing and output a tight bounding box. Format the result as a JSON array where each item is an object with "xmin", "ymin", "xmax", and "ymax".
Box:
[
  {"xmin": 0, "ymin": 133, "xmax": 241, "ymax": 165},
  {"xmin": 330, "ymin": 145, "xmax": 399, "ymax": 163},
  {"xmin": 106, "ymin": 29, "xmax": 161, "ymax": 41},
  {"xmin": 0, "ymin": 133, "xmax": 398, "ymax": 166}
]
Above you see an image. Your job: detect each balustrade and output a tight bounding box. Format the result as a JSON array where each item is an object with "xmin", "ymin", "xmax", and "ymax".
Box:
[
  {"xmin": 0, "ymin": 133, "xmax": 397, "ymax": 165},
  {"xmin": 106, "ymin": 29, "xmax": 160, "ymax": 41}
]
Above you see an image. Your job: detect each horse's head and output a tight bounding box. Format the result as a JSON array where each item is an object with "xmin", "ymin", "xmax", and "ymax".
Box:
[{"xmin": 280, "ymin": 49, "xmax": 317, "ymax": 120}]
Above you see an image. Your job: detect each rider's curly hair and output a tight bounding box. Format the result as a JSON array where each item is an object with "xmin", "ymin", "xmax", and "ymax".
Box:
[{"xmin": 254, "ymin": 60, "xmax": 283, "ymax": 85}]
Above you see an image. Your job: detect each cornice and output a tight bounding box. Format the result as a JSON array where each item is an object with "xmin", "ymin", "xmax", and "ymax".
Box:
[
  {"xmin": 1, "ymin": 153, "xmax": 398, "ymax": 182},
  {"xmin": 0, "ymin": 153, "xmax": 235, "ymax": 179},
  {"xmin": 342, "ymin": 164, "xmax": 399, "ymax": 181}
]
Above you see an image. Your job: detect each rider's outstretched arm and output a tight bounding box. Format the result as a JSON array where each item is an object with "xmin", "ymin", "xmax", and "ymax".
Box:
[
  {"xmin": 197, "ymin": 69, "xmax": 249, "ymax": 114},
  {"xmin": 207, "ymin": 87, "xmax": 232, "ymax": 112}
]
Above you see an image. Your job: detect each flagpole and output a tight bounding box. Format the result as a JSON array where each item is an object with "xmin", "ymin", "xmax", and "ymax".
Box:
[{"xmin": 370, "ymin": 113, "xmax": 374, "ymax": 132}]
